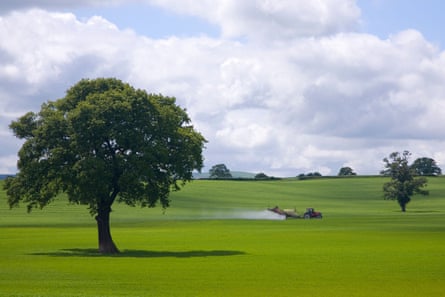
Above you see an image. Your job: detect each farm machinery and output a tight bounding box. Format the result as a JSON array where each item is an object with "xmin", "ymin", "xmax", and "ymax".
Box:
[
  {"xmin": 303, "ymin": 207, "xmax": 322, "ymax": 219},
  {"xmin": 267, "ymin": 206, "xmax": 322, "ymax": 219},
  {"xmin": 267, "ymin": 206, "xmax": 300, "ymax": 218}
]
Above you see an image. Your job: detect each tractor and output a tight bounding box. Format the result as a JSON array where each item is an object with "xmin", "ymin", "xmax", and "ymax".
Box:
[{"xmin": 303, "ymin": 208, "xmax": 322, "ymax": 219}]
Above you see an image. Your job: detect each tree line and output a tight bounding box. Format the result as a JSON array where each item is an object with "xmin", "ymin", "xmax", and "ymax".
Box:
[{"xmin": 208, "ymin": 156, "xmax": 441, "ymax": 180}]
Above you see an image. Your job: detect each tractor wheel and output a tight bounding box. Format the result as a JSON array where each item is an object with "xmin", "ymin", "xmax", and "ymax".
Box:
[{"xmin": 304, "ymin": 214, "xmax": 310, "ymax": 219}]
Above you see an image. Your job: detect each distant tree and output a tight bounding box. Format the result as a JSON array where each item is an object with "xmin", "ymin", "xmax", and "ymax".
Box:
[
  {"xmin": 209, "ymin": 164, "xmax": 232, "ymax": 179},
  {"xmin": 3, "ymin": 78, "xmax": 206, "ymax": 254},
  {"xmin": 338, "ymin": 166, "xmax": 357, "ymax": 176},
  {"xmin": 308, "ymin": 172, "xmax": 322, "ymax": 177},
  {"xmin": 410, "ymin": 157, "xmax": 442, "ymax": 176},
  {"xmin": 255, "ymin": 172, "xmax": 269, "ymax": 179},
  {"xmin": 381, "ymin": 151, "xmax": 429, "ymax": 212},
  {"xmin": 298, "ymin": 172, "xmax": 322, "ymax": 180}
]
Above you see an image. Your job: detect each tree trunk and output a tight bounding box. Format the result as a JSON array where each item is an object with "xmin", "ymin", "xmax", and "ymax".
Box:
[
  {"xmin": 95, "ymin": 207, "xmax": 119, "ymax": 254},
  {"xmin": 401, "ymin": 203, "xmax": 406, "ymax": 212}
]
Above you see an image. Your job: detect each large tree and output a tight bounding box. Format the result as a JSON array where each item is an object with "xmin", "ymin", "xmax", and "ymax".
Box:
[
  {"xmin": 381, "ymin": 151, "xmax": 428, "ymax": 212},
  {"xmin": 410, "ymin": 157, "xmax": 442, "ymax": 176},
  {"xmin": 4, "ymin": 78, "xmax": 206, "ymax": 254}
]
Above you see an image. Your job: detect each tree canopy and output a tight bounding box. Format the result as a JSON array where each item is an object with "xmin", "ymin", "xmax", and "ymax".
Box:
[
  {"xmin": 254, "ymin": 172, "xmax": 269, "ymax": 179},
  {"xmin": 4, "ymin": 78, "xmax": 206, "ymax": 253},
  {"xmin": 381, "ymin": 151, "xmax": 428, "ymax": 212},
  {"xmin": 338, "ymin": 166, "xmax": 356, "ymax": 176},
  {"xmin": 209, "ymin": 164, "xmax": 232, "ymax": 179},
  {"xmin": 298, "ymin": 172, "xmax": 322, "ymax": 180},
  {"xmin": 410, "ymin": 157, "xmax": 442, "ymax": 176}
]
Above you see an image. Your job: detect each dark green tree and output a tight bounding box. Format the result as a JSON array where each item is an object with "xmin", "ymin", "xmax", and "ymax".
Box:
[
  {"xmin": 3, "ymin": 78, "xmax": 206, "ymax": 254},
  {"xmin": 209, "ymin": 164, "xmax": 232, "ymax": 179},
  {"xmin": 381, "ymin": 151, "xmax": 428, "ymax": 212},
  {"xmin": 338, "ymin": 166, "xmax": 357, "ymax": 176},
  {"xmin": 307, "ymin": 172, "xmax": 322, "ymax": 177},
  {"xmin": 254, "ymin": 172, "xmax": 269, "ymax": 179},
  {"xmin": 410, "ymin": 157, "xmax": 442, "ymax": 176}
]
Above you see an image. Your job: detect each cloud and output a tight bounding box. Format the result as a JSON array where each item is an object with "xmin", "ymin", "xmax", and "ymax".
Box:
[
  {"xmin": 1, "ymin": 4, "xmax": 445, "ymax": 176},
  {"xmin": 0, "ymin": 0, "xmax": 125, "ymax": 14},
  {"xmin": 147, "ymin": 0, "xmax": 361, "ymax": 41}
]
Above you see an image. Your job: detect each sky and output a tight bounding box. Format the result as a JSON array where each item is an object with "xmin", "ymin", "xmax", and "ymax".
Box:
[{"xmin": 1, "ymin": 0, "xmax": 445, "ymax": 177}]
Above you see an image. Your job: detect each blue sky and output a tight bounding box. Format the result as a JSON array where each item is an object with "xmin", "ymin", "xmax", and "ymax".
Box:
[
  {"xmin": 71, "ymin": 3, "xmax": 220, "ymax": 39},
  {"xmin": 1, "ymin": 1, "xmax": 445, "ymax": 176},
  {"xmin": 358, "ymin": 0, "xmax": 445, "ymax": 47}
]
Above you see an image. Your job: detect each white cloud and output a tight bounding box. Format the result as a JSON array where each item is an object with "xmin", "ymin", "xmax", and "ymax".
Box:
[
  {"xmin": 147, "ymin": 0, "xmax": 361, "ymax": 41},
  {"xmin": 1, "ymin": 3, "xmax": 445, "ymax": 176},
  {"xmin": 216, "ymin": 108, "xmax": 273, "ymax": 149}
]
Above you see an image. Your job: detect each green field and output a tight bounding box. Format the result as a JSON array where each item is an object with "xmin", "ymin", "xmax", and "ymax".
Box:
[{"xmin": 1, "ymin": 177, "xmax": 444, "ymax": 297}]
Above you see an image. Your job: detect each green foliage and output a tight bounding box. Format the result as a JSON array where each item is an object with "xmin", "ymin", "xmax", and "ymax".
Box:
[
  {"xmin": 381, "ymin": 151, "xmax": 429, "ymax": 212},
  {"xmin": 209, "ymin": 163, "xmax": 232, "ymax": 179},
  {"xmin": 254, "ymin": 172, "xmax": 268, "ymax": 179},
  {"xmin": 297, "ymin": 172, "xmax": 322, "ymax": 180},
  {"xmin": 337, "ymin": 166, "xmax": 356, "ymax": 176},
  {"xmin": 411, "ymin": 157, "xmax": 442, "ymax": 176},
  {"xmin": 4, "ymin": 78, "xmax": 206, "ymax": 215}
]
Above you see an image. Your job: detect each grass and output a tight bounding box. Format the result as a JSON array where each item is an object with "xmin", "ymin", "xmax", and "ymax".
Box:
[{"xmin": 1, "ymin": 177, "xmax": 445, "ymax": 296}]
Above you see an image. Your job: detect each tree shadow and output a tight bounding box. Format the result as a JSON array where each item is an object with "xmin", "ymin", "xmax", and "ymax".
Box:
[
  {"xmin": 408, "ymin": 210, "xmax": 441, "ymax": 213},
  {"xmin": 391, "ymin": 210, "xmax": 441, "ymax": 213},
  {"xmin": 30, "ymin": 248, "xmax": 246, "ymax": 258}
]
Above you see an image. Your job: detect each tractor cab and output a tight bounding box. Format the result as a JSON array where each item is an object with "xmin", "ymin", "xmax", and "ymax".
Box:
[{"xmin": 303, "ymin": 208, "xmax": 322, "ymax": 219}]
